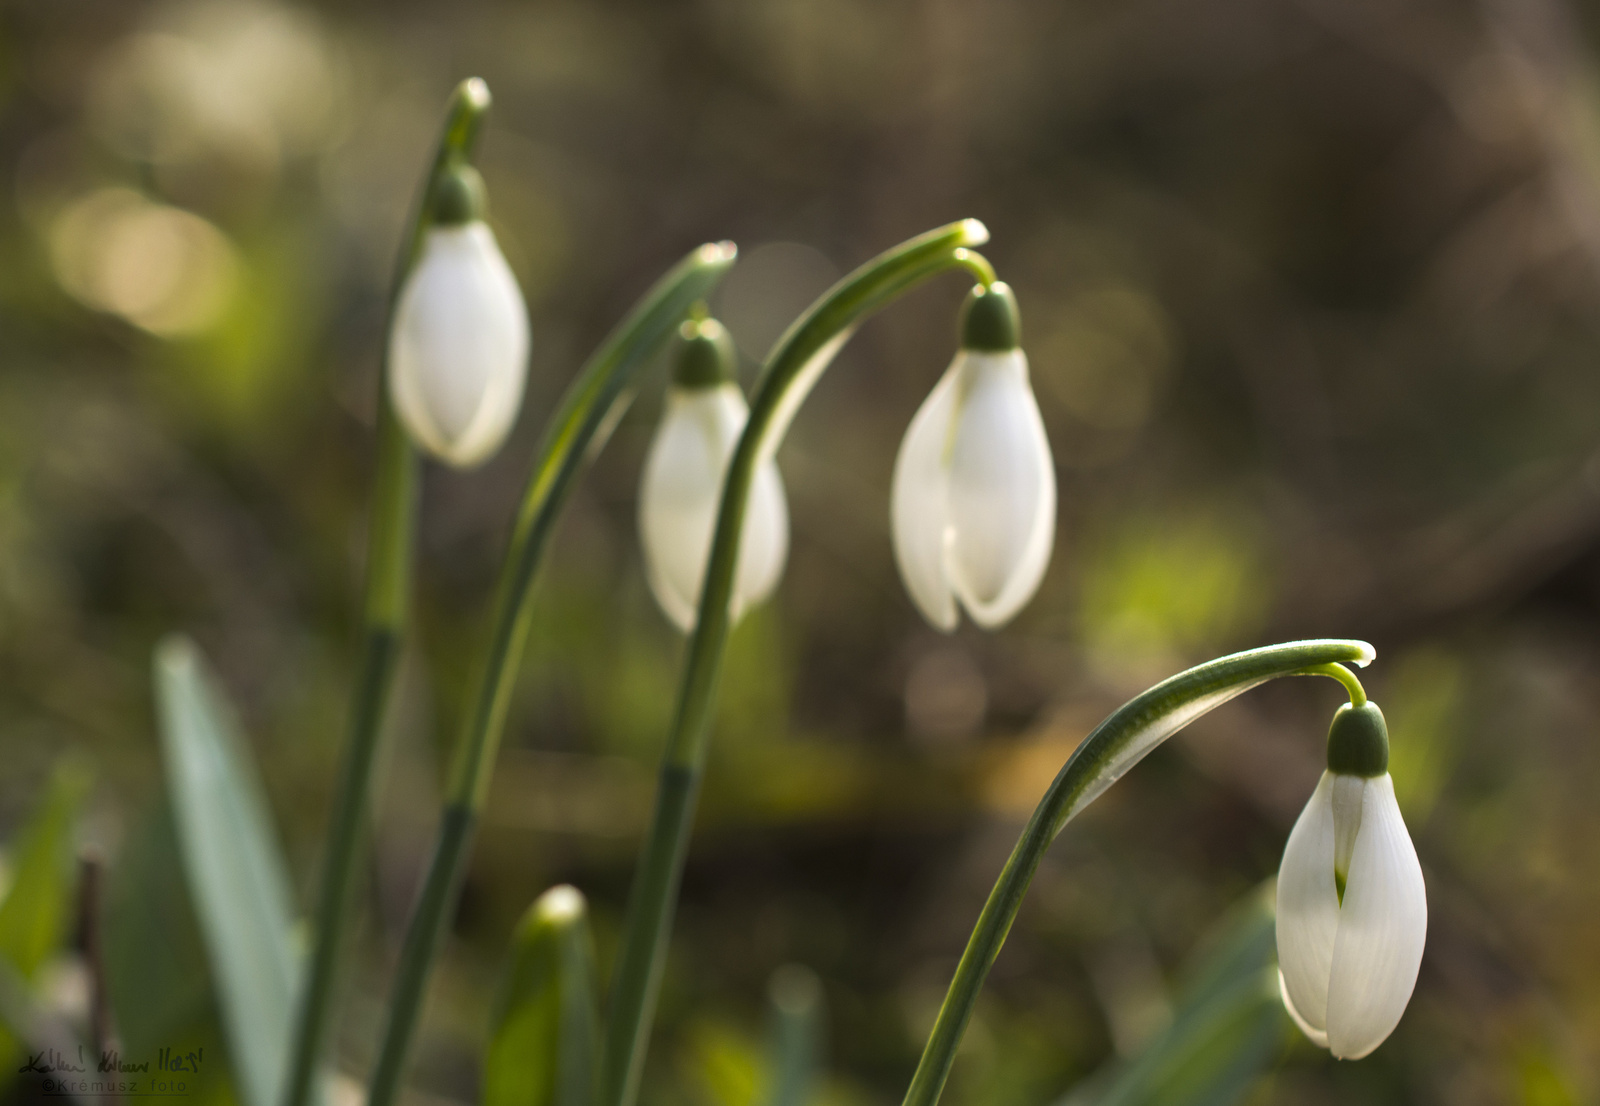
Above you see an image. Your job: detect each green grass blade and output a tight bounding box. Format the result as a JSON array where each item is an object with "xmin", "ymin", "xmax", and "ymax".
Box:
[
  {"xmin": 154, "ymin": 635, "xmax": 301, "ymax": 1106},
  {"xmin": 484, "ymin": 886, "xmax": 600, "ymax": 1106}
]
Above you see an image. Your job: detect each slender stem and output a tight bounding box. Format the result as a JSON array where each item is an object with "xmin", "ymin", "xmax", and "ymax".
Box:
[
  {"xmin": 1296, "ymin": 661, "xmax": 1366, "ymax": 706},
  {"xmin": 600, "ymin": 220, "xmax": 994, "ymax": 1106},
  {"xmin": 363, "ymin": 242, "xmax": 737, "ymax": 1106},
  {"xmin": 283, "ymin": 78, "xmax": 491, "ymax": 1106},
  {"xmin": 951, "ymin": 249, "xmax": 996, "ymax": 288},
  {"xmin": 899, "ymin": 639, "xmax": 1375, "ymax": 1106}
]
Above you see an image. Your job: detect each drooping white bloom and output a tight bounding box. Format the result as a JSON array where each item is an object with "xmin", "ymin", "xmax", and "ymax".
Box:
[
  {"xmin": 1277, "ymin": 770, "xmax": 1427, "ymax": 1059},
  {"xmin": 639, "ymin": 382, "xmax": 789, "ymax": 632},
  {"xmin": 389, "ymin": 220, "xmax": 529, "ymax": 467},
  {"xmin": 890, "ymin": 344, "xmax": 1056, "ymax": 631}
]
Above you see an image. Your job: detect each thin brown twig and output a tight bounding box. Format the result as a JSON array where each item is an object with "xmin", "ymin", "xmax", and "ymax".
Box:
[{"xmin": 77, "ymin": 848, "xmax": 119, "ymax": 1087}]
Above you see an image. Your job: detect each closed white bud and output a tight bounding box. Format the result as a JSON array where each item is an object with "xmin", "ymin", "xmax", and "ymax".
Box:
[
  {"xmin": 639, "ymin": 371, "xmax": 789, "ymax": 632},
  {"xmin": 388, "ymin": 218, "xmax": 530, "ymax": 468},
  {"xmin": 1276, "ymin": 769, "xmax": 1427, "ymax": 1059},
  {"xmin": 890, "ymin": 284, "xmax": 1055, "ymax": 631},
  {"xmin": 640, "ymin": 320, "xmax": 788, "ymax": 631}
]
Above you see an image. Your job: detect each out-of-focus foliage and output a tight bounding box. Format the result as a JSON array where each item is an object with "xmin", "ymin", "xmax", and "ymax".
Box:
[
  {"xmin": 764, "ymin": 964, "xmax": 825, "ymax": 1106},
  {"xmin": 0, "ymin": 764, "xmax": 87, "ymax": 1083},
  {"xmin": 1064, "ymin": 884, "xmax": 1285, "ymax": 1106},
  {"xmin": 2, "ymin": 0, "xmax": 1600, "ymax": 1104}
]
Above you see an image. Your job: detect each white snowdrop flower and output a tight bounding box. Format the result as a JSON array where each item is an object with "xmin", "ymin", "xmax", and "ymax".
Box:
[
  {"xmin": 1277, "ymin": 701, "xmax": 1427, "ymax": 1060},
  {"xmin": 639, "ymin": 318, "xmax": 789, "ymax": 632},
  {"xmin": 388, "ymin": 165, "xmax": 530, "ymax": 468},
  {"xmin": 891, "ymin": 282, "xmax": 1055, "ymax": 631}
]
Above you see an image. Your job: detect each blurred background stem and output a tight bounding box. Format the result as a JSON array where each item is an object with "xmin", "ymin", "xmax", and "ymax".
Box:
[
  {"xmin": 599, "ymin": 220, "xmax": 993, "ymax": 1106},
  {"xmin": 282, "ymin": 77, "xmax": 492, "ymax": 1106},
  {"xmin": 362, "ymin": 241, "xmax": 736, "ymax": 1106}
]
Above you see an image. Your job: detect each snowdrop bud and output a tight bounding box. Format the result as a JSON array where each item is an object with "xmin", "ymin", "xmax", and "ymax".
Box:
[
  {"xmin": 388, "ymin": 164, "xmax": 530, "ymax": 468},
  {"xmin": 1277, "ymin": 702, "xmax": 1427, "ymax": 1060},
  {"xmin": 638, "ymin": 319, "xmax": 789, "ymax": 632},
  {"xmin": 890, "ymin": 282, "xmax": 1056, "ymax": 631}
]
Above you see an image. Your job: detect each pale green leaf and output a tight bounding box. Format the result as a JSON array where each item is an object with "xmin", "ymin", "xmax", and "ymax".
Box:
[{"xmin": 154, "ymin": 635, "xmax": 300, "ymax": 1106}]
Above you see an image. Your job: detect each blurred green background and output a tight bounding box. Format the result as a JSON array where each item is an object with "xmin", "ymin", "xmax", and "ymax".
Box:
[{"xmin": 2, "ymin": 0, "xmax": 1599, "ymax": 1103}]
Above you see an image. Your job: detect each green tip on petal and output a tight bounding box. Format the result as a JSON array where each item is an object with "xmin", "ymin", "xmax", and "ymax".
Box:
[
  {"xmin": 433, "ymin": 163, "xmax": 487, "ymax": 225},
  {"xmin": 1326, "ymin": 700, "xmax": 1389, "ymax": 778},
  {"xmin": 672, "ymin": 317, "xmax": 737, "ymax": 388},
  {"xmin": 959, "ymin": 281, "xmax": 1020, "ymax": 352}
]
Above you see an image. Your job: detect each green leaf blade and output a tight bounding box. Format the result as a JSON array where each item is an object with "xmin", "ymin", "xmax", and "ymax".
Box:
[{"xmin": 154, "ymin": 635, "xmax": 301, "ymax": 1106}]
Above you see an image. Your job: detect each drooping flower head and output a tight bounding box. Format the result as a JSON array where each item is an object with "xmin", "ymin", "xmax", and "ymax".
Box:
[
  {"xmin": 389, "ymin": 164, "xmax": 530, "ymax": 468},
  {"xmin": 1277, "ymin": 700, "xmax": 1427, "ymax": 1059},
  {"xmin": 638, "ymin": 317, "xmax": 789, "ymax": 631},
  {"xmin": 890, "ymin": 282, "xmax": 1056, "ymax": 631}
]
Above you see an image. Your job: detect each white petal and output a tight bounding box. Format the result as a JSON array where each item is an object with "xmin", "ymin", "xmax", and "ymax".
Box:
[
  {"xmin": 638, "ymin": 384, "xmax": 788, "ymax": 631},
  {"xmin": 943, "ymin": 350, "xmax": 1056, "ymax": 629},
  {"xmin": 1326, "ymin": 774, "xmax": 1427, "ymax": 1060},
  {"xmin": 733, "ymin": 458, "xmax": 789, "ymax": 617},
  {"xmin": 389, "ymin": 223, "xmax": 530, "ymax": 467},
  {"xmin": 890, "ymin": 360, "xmax": 961, "ymax": 631},
  {"xmin": 1279, "ymin": 970, "xmax": 1329, "ymax": 1048},
  {"xmin": 1276, "ymin": 771, "xmax": 1340, "ymax": 1040}
]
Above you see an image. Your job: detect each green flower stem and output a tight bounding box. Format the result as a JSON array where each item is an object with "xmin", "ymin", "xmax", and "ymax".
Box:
[
  {"xmin": 363, "ymin": 241, "xmax": 738, "ymax": 1106},
  {"xmin": 600, "ymin": 220, "xmax": 994, "ymax": 1106},
  {"xmin": 898, "ymin": 639, "xmax": 1375, "ymax": 1106},
  {"xmin": 284, "ymin": 77, "xmax": 491, "ymax": 1106}
]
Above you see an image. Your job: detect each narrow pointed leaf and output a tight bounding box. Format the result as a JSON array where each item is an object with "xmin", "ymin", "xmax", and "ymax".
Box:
[
  {"xmin": 154, "ymin": 635, "xmax": 301, "ymax": 1106},
  {"xmin": 485, "ymin": 885, "xmax": 600, "ymax": 1106}
]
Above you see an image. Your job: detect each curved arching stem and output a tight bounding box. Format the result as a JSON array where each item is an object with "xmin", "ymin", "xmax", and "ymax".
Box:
[
  {"xmin": 600, "ymin": 219, "xmax": 994, "ymax": 1106},
  {"xmin": 898, "ymin": 639, "xmax": 1375, "ymax": 1106},
  {"xmin": 284, "ymin": 77, "xmax": 492, "ymax": 1106},
  {"xmin": 362, "ymin": 240, "xmax": 738, "ymax": 1106}
]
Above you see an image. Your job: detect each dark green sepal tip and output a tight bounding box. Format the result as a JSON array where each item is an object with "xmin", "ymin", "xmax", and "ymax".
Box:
[
  {"xmin": 1326, "ymin": 700, "xmax": 1389, "ymax": 777},
  {"xmin": 672, "ymin": 318, "xmax": 737, "ymax": 388},
  {"xmin": 433, "ymin": 164, "xmax": 487, "ymax": 226},
  {"xmin": 959, "ymin": 281, "xmax": 1021, "ymax": 352}
]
